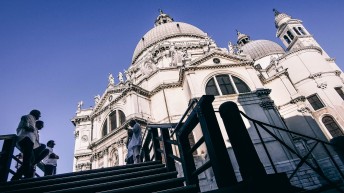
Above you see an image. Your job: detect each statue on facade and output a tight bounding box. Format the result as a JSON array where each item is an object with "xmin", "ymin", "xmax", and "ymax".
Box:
[
  {"xmin": 108, "ymin": 73, "xmax": 115, "ymax": 85},
  {"xmin": 124, "ymin": 69, "xmax": 132, "ymax": 82},
  {"xmin": 77, "ymin": 101, "xmax": 83, "ymax": 112},
  {"xmin": 94, "ymin": 95, "xmax": 101, "ymax": 104},
  {"xmin": 118, "ymin": 72, "xmax": 124, "ymax": 83},
  {"xmin": 228, "ymin": 41, "xmax": 234, "ymax": 54},
  {"xmin": 170, "ymin": 43, "xmax": 178, "ymax": 66}
]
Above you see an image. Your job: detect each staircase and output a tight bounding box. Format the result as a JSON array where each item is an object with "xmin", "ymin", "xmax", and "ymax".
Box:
[{"xmin": 0, "ymin": 161, "xmax": 198, "ymax": 193}]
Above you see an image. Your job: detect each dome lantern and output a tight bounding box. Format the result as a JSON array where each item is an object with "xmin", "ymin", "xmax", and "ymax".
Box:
[
  {"xmin": 236, "ymin": 30, "xmax": 250, "ymax": 46},
  {"xmin": 154, "ymin": 9, "xmax": 174, "ymax": 27}
]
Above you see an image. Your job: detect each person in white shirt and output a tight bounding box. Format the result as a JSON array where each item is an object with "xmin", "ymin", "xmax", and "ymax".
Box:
[
  {"xmin": 42, "ymin": 140, "xmax": 59, "ymax": 176},
  {"xmin": 11, "ymin": 109, "xmax": 41, "ymax": 180}
]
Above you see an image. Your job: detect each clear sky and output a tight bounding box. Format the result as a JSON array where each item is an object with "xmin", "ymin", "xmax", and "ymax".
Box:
[{"xmin": 1, "ymin": 0, "xmax": 343, "ymax": 174}]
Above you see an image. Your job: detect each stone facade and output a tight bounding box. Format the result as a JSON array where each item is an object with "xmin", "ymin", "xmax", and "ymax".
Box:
[{"xmin": 72, "ymin": 10, "xmax": 344, "ymax": 190}]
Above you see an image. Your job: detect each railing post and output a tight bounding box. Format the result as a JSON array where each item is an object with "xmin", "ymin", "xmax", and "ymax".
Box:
[
  {"xmin": 219, "ymin": 101, "xmax": 267, "ymax": 181},
  {"xmin": 151, "ymin": 127, "xmax": 162, "ymax": 161},
  {"xmin": 141, "ymin": 129, "xmax": 152, "ymax": 162},
  {"xmin": 197, "ymin": 95, "xmax": 237, "ymax": 188},
  {"xmin": 160, "ymin": 128, "xmax": 176, "ymax": 172},
  {"xmin": 0, "ymin": 135, "xmax": 16, "ymax": 182},
  {"xmin": 177, "ymin": 132, "xmax": 198, "ymax": 187}
]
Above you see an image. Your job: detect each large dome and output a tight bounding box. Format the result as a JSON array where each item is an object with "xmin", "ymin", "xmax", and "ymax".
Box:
[
  {"xmin": 241, "ymin": 40, "xmax": 285, "ymax": 60},
  {"xmin": 132, "ymin": 22, "xmax": 207, "ymax": 63}
]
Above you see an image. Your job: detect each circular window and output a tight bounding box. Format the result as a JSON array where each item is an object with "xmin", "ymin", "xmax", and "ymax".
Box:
[{"xmin": 213, "ymin": 58, "xmax": 220, "ymax": 64}]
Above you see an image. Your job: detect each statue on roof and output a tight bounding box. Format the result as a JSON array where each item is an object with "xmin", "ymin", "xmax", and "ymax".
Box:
[
  {"xmin": 94, "ymin": 95, "xmax": 101, "ymax": 105},
  {"xmin": 118, "ymin": 72, "xmax": 124, "ymax": 83},
  {"xmin": 124, "ymin": 69, "xmax": 132, "ymax": 82},
  {"xmin": 77, "ymin": 101, "xmax": 83, "ymax": 112},
  {"xmin": 228, "ymin": 41, "xmax": 234, "ymax": 54},
  {"xmin": 108, "ymin": 73, "xmax": 115, "ymax": 85}
]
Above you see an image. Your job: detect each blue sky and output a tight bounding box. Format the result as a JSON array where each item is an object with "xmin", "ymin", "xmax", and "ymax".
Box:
[{"xmin": 1, "ymin": 0, "xmax": 343, "ymax": 174}]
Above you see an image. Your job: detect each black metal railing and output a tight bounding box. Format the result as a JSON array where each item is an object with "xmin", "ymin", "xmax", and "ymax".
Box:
[
  {"xmin": 238, "ymin": 109, "xmax": 344, "ymax": 192},
  {"xmin": 0, "ymin": 134, "xmax": 44, "ymax": 182},
  {"xmin": 141, "ymin": 95, "xmax": 238, "ymax": 192},
  {"xmin": 218, "ymin": 100, "xmax": 344, "ymax": 192},
  {"xmin": 141, "ymin": 96, "xmax": 344, "ymax": 192}
]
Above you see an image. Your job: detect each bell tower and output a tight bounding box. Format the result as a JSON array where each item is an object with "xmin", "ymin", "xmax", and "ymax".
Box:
[{"xmin": 274, "ymin": 9, "xmax": 327, "ymax": 56}]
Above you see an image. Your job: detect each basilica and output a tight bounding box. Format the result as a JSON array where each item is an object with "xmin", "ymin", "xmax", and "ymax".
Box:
[{"xmin": 71, "ymin": 9, "xmax": 344, "ymax": 189}]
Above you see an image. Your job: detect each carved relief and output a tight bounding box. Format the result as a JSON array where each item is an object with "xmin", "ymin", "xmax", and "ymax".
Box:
[
  {"xmin": 317, "ymin": 82, "xmax": 327, "ymax": 89},
  {"xmin": 309, "ymin": 73, "xmax": 322, "ymax": 79},
  {"xmin": 109, "ymin": 148, "xmax": 119, "ymax": 166},
  {"xmin": 290, "ymin": 96, "xmax": 306, "ymax": 104},
  {"xmin": 75, "ymin": 162, "xmax": 92, "ymax": 171},
  {"xmin": 297, "ymin": 107, "xmax": 311, "ymax": 114}
]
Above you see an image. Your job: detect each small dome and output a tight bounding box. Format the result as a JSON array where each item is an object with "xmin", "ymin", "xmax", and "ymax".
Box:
[
  {"xmin": 132, "ymin": 22, "xmax": 207, "ymax": 63},
  {"xmin": 241, "ymin": 40, "xmax": 285, "ymax": 60}
]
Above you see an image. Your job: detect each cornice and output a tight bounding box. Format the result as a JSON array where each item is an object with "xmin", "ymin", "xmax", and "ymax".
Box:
[
  {"xmin": 71, "ymin": 115, "xmax": 91, "ymax": 126},
  {"xmin": 260, "ymin": 69, "xmax": 289, "ymax": 84},
  {"xmin": 255, "ymin": 88, "xmax": 272, "ymax": 97},
  {"xmin": 280, "ymin": 46, "xmax": 322, "ymax": 60},
  {"xmin": 294, "ymin": 70, "xmax": 341, "ymax": 86}
]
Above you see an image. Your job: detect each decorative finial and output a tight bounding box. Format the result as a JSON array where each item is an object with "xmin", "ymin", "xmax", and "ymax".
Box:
[
  {"xmin": 273, "ymin": 8, "xmax": 280, "ymax": 16},
  {"xmin": 236, "ymin": 29, "xmax": 241, "ymax": 35}
]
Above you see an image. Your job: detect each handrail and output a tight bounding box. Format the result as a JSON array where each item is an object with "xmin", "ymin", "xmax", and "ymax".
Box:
[
  {"xmin": 235, "ymin": 109, "xmax": 344, "ymax": 192},
  {"xmin": 239, "ymin": 111, "xmax": 333, "ymax": 145},
  {"xmin": 0, "ymin": 134, "xmax": 44, "ymax": 182},
  {"xmin": 170, "ymin": 98, "xmax": 198, "ymax": 137},
  {"xmin": 140, "ymin": 95, "xmax": 238, "ymax": 192}
]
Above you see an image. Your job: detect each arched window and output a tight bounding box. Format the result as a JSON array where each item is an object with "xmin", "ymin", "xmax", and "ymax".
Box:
[
  {"xmin": 110, "ymin": 110, "xmax": 126, "ymax": 131},
  {"xmin": 284, "ymin": 35, "xmax": 291, "ymax": 44},
  {"xmin": 102, "ymin": 119, "xmax": 108, "ymax": 137},
  {"xmin": 293, "ymin": 27, "xmax": 301, "ymax": 35},
  {"xmin": 205, "ymin": 74, "xmax": 250, "ymax": 96},
  {"xmin": 298, "ymin": 27, "xmax": 307, "ymax": 35},
  {"xmin": 322, "ymin": 116, "xmax": 343, "ymax": 138},
  {"xmin": 102, "ymin": 110, "xmax": 126, "ymax": 137},
  {"xmin": 287, "ymin": 31, "xmax": 294, "ymax": 40}
]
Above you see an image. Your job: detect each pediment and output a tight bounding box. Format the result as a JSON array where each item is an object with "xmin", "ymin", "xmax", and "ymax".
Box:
[
  {"xmin": 189, "ymin": 50, "xmax": 252, "ymax": 68},
  {"xmin": 92, "ymin": 85, "xmax": 128, "ymax": 114}
]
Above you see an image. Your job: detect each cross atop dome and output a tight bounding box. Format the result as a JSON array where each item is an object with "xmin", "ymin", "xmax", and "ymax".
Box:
[{"xmin": 154, "ymin": 9, "xmax": 174, "ymax": 27}]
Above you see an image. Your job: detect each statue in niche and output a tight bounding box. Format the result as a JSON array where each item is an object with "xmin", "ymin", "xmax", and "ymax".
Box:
[
  {"xmin": 169, "ymin": 43, "xmax": 178, "ymax": 66},
  {"xmin": 94, "ymin": 95, "xmax": 100, "ymax": 104},
  {"xmin": 118, "ymin": 72, "xmax": 124, "ymax": 83},
  {"xmin": 124, "ymin": 69, "xmax": 131, "ymax": 82},
  {"xmin": 108, "ymin": 73, "xmax": 115, "ymax": 85}
]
